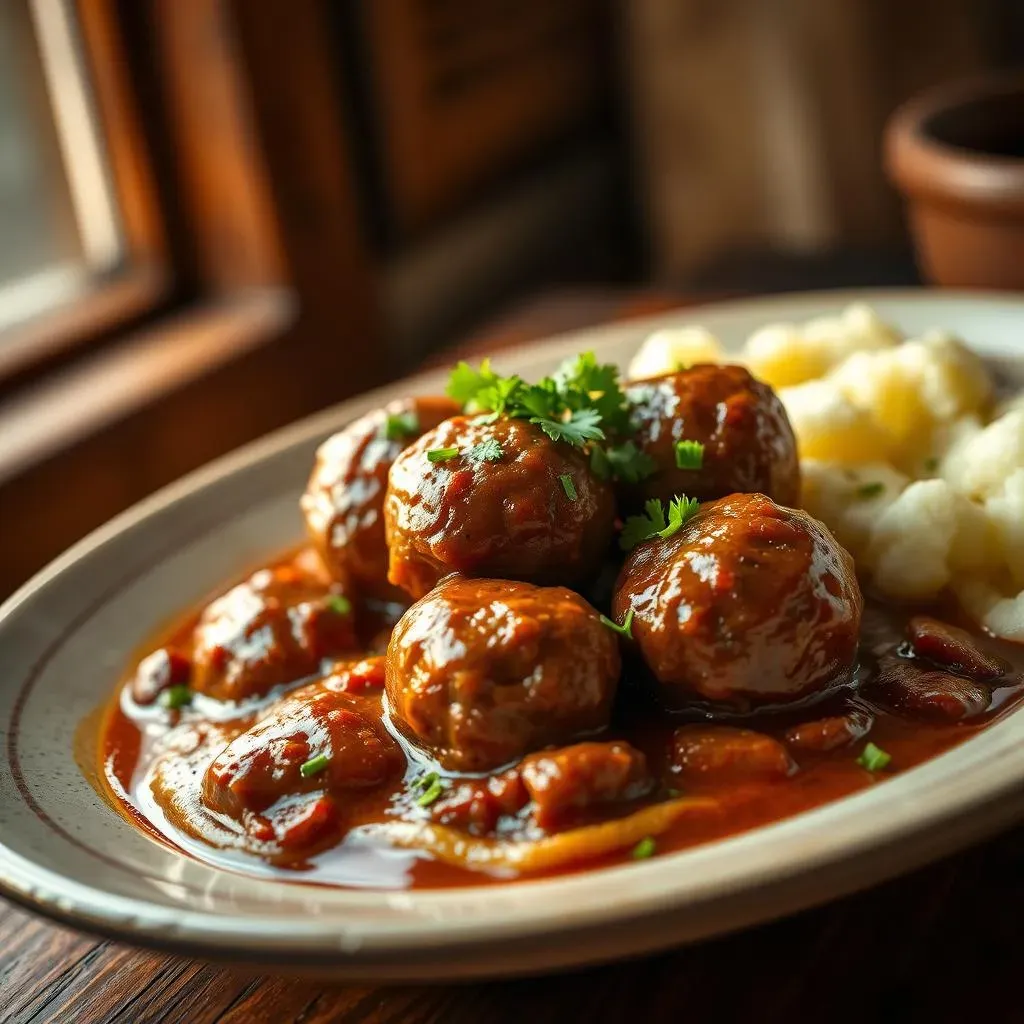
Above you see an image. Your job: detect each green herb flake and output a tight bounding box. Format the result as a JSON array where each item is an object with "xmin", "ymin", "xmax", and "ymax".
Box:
[
  {"xmin": 856, "ymin": 742, "xmax": 892, "ymax": 773},
  {"xmin": 300, "ymin": 753, "xmax": 330, "ymax": 778},
  {"xmin": 530, "ymin": 407, "xmax": 605, "ymax": 447},
  {"xmin": 159, "ymin": 685, "xmax": 192, "ymax": 710},
  {"xmin": 619, "ymin": 495, "xmax": 700, "ymax": 551},
  {"xmin": 466, "ymin": 438, "xmax": 504, "ymax": 463},
  {"xmin": 427, "ymin": 447, "xmax": 461, "ymax": 463},
  {"xmin": 600, "ymin": 608, "xmax": 635, "ymax": 640},
  {"xmin": 416, "ymin": 778, "xmax": 446, "ymax": 807},
  {"xmin": 632, "ymin": 836, "xmax": 657, "ymax": 860},
  {"xmin": 384, "ymin": 410, "xmax": 419, "ymax": 441},
  {"xmin": 924, "ymin": 456, "xmax": 940, "ymax": 473},
  {"xmin": 559, "ymin": 474, "xmax": 578, "ymax": 501},
  {"xmin": 673, "ymin": 439, "xmax": 705, "ymax": 470},
  {"xmin": 326, "ymin": 594, "xmax": 352, "ymax": 616},
  {"xmin": 856, "ymin": 482, "xmax": 885, "ymax": 500},
  {"xmin": 604, "ymin": 440, "xmax": 658, "ymax": 484}
]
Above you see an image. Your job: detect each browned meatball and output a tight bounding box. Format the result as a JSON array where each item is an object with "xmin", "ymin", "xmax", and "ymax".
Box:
[
  {"xmin": 624, "ymin": 365, "xmax": 800, "ymax": 509},
  {"xmin": 192, "ymin": 564, "xmax": 357, "ymax": 701},
  {"xmin": 613, "ymin": 493, "xmax": 863, "ymax": 711},
  {"xmin": 301, "ymin": 395, "xmax": 460, "ymax": 599},
  {"xmin": 385, "ymin": 577, "xmax": 621, "ymax": 772},
  {"xmin": 203, "ymin": 683, "xmax": 403, "ymax": 850},
  {"xmin": 385, "ymin": 415, "xmax": 616, "ymax": 598}
]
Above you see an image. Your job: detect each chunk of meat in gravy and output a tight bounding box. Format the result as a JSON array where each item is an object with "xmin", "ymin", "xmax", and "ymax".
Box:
[
  {"xmin": 202, "ymin": 683, "xmax": 403, "ymax": 850},
  {"xmin": 784, "ymin": 706, "xmax": 874, "ymax": 754},
  {"xmin": 430, "ymin": 742, "xmax": 652, "ymax": 835},
  {"xmin": 908, "ymin": 616, "xmax": 1008, "ymax": 681},
  {"xmin": 671, "ymin": 726, "xmax": 795, "ymax": 783},
  {"xmin": 519, "ymin": 742, "xmax": 653, "ymax": 831},
  {"xmin": 130, "ymin": 648, "xmax": 191, "ymax": 706},
  {"xmin": 192, "ymin": 565, "xmax": 358, "ymax": 701},
  {"xmin": 868, "ymin": 655, "xmax": 991, "ymax": 723}
]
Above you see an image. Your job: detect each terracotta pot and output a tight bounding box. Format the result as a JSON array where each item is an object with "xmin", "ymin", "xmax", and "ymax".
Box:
[{"xmin": 885, "ymin": 73, "xmax": 1024, "ymax": 290}]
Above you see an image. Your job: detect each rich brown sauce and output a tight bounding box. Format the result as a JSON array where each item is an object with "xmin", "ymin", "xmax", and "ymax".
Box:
[{"xmin": 96, "ymin": 548, "xmax": 1024, "ymax": 891}]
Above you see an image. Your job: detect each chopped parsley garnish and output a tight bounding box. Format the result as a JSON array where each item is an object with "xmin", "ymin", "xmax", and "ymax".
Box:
[
  {"xmin": 602, "ymin": 441, "xmax": 658, "ymax": 484},
  {"xmin": 857, "ymin": 742, "xmax": 892, "ymax": 773},
  {"xmin": 632, "ymin": 836, "xmax": 657, "ymax": 860},
  {"xmin": 300, "ymin": 753, "xmax": 330, "ymax": 778},
  {"xmin": 427, "ymin": 447, "xmax": 460, "ymax": 463},
  {"xmin": 325, "ymin": 594, "xmax": 352, "ymax": 615},
  {"xmin": 445, "ymin": 352, "xmax": 652, "ymax": 481},
  {"xmin": 559, "ymin": 473, "xmax": 578, "ymax": 501},
  {"xmin": 673, "ymin": 439, "xmax": 705, "ymax": 470},
  {"xmin": 413, "ymin": 771, "xmax": 446, "ymax": 807},
  {"xmin": 600, "ymin": 608, "xmax": 635, "ymax": 640},
  {"xmin": 384, "ymin": 410, "xmax": 419, "ymax": 441},
  {"xmin": 855, "ymin": 482, "xmax": 885, "ymax": 500},
  {"xmin": 924, "ymin": 456, "xmax": 939, "ymax": 473},
  {"xmin": 465, "ymin": 438, "xmax": 504, "ymax": 463},
  {"xmin": 531, "ymin": 407, "xmax": 605, "ymax": 446},
  {"xmin": 619, "ymin": 496, "xmax": 701, "ymax": 551},
  {"xmin": 159, "ymin": 685, "xmax": 192, "ymax": 711}
]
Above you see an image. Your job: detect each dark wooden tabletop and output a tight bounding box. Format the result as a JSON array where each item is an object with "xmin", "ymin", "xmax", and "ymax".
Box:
[{"xmin": 4, "ymin": 289, "xmax": 1023, "ymax": 1024}]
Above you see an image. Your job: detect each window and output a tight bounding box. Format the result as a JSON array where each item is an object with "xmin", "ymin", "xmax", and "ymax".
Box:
[{"xmin": 0, "ymin": 0, "xmax": 122, "ymax": 337}]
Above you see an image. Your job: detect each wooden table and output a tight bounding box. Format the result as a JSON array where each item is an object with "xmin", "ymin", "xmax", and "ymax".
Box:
[{"xmin": 4, "ymin": 290, "xmax": 1023, "ymax": 1023}]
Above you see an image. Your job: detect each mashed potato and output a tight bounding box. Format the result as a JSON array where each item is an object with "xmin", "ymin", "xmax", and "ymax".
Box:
[{"xmin": 629, "ymin": 304, "xmax": 1024, "ymax": 640}]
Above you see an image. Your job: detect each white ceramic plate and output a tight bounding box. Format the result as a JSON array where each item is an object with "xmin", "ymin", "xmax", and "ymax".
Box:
[{"xmin": 4, "ymin": 289, "xmax": 1024, "ymax": 981}]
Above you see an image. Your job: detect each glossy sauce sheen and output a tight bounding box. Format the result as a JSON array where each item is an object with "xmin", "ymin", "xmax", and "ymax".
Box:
[{"xmin": 98, "ymin": 548, "xmax": 1024, "ymax": 890}]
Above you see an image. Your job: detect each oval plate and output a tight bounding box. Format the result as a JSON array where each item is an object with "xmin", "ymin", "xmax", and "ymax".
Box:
[{"xmin": 4, "ymin": 289, "xmax": 1024, "ymax": 981}]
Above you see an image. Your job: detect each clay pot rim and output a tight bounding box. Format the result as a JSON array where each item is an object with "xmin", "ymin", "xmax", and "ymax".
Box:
[{"xmin": 885, "ymin": 71, "xmax": 1024, "ymax": 214}]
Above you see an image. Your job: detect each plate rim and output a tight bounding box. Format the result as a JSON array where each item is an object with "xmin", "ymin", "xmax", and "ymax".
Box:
[{"xmin": 5, "ymin": 286, "xmax": 1024, "ymax": 975}]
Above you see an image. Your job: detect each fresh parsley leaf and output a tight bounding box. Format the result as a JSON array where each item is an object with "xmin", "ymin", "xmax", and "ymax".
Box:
[
  {"xmin": 924, "ymin": 456, "xmax": 939, "ymax": 473},
  {"xmin": 631, "ymin": 836, "xmax": 656, "ymax": 859},
  {"xmin": 619, "ymin": 495, "xmax": 700, "ymax": 550},
  {"xmin": 159, "ymin": 685, "xmax": 192, "ymax": 710},
  {"xmin": 856, "ymin": 482, "xmax": 885, "ymax": 500},
  {"xmin": 600, "ymin": 608, "xmax": 635, "ymax": 639},
  {"xmin": 530, "ymin": 407, "xmax": 605, "ymax": 447},
  {"xmin": 416, "ymin": 778, "xmax": 446, "ymax": 807},
  {"xmin": 300, "ymin": 753, "xmax": 330, "ymax": 778},
  {"xmin": 589, "ymin": 444, "xmax": 611, "ymax": 480},
  {"xmin": 447, "ymin": 359, "xmax": 498, "ymax": 405},
  {"xmin": 605, "ymin": 440, "xmax": 657, "ymax": 484},
  {"xmin": 325, "ymin": 594, "xmax": 352, "ymax": 615},
  {"xmin": 427, "ymin": 447, "xmax": 460, "ymax": 463},
  {"xmin": 559, "ymin": 474, "xmax": 577, "ymax": 500},
  {"xmin": 857, "ymin": 742, "xmax": 891, "ymax": 773},
  {"xmin": 384, "ymin": 410, "xmax": 419, "ymax": 441},
  {"xmin": 674, "ymin": 439, "xmax": 705, "ymax": 470},
  {"xmin": 466, "ymin": 438, "xmax": 504, "ymax": 463},
  {"xmin": 474, "ymin": 375, "xmax": 523, "ymax": 418}
]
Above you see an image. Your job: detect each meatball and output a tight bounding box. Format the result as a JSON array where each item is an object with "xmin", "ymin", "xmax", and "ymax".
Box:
[
  {"xmin": 192, "ymin": 564, "xmax": 357, "ymax": 701},
  {"xmin": 613, "ymin": 493, "xmax": 863, "ymax": 710},
  {"xmin": 203, "ymin": 683, "xmax": 403, "ymax": 849},
  {"xmin": 385, "ymin": 577, "xmax": 621, "ymax": 772},
  {"xmin": 384, "ymin": 415, "xmax": 615, "ymax": 599},
  {"xmin": 301, "ymin": 395, "xmax": 460, "ymax": 599},
  {"xmin": 624, "ymin": 365, "xmax": 800, "ymax": 510}
]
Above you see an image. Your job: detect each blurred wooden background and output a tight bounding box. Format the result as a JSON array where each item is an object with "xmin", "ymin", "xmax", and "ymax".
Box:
[{"xmin": 0, "ymin": 0, "xmax": 1022, "ymax": 599}]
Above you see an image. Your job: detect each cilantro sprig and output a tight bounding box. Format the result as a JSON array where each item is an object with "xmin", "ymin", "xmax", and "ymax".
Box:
[
  {"xmin": 445, "ymin": 353, "xmax": 653, "ymax": 482},
  {"xmin": 619, "ymin": 496, "xmax": 701, "ymax": 551}
]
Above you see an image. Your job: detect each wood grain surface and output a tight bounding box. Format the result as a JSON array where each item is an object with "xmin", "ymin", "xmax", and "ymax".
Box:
[{"xmin": 4, "ymin": 290, "xmax": 1023, "ymax": 1023}]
